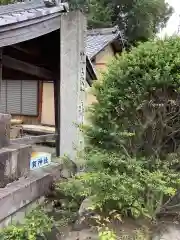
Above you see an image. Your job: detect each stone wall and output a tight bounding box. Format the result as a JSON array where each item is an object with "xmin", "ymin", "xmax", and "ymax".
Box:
[
  {"xmin": 0, "ymin": 163, "xmax": 62, "ymax": 228},
  {"xmin": 0, "ymin": 113, "xmax": 31, "ymax": 187},
  {"xmin": 0, "ymin": 113, "xmax": 62, "ymax": 228}
]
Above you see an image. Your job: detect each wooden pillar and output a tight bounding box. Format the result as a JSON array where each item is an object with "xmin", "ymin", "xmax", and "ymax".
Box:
[
  {"xmin": 57, "ymin": 11, "xmax": 86, "ymax": 160},
  {"xmin": 0, "ymin": 48, "xmax": 2, "ymax": 99},
  {"xmin": 54, "ymin": 77, "xmax": 60, "ymax": 157}
]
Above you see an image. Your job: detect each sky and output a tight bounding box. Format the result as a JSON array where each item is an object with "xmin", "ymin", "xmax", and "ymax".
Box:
[{"xmin": 159, "ymin": 0, "xmax": 180, "ymax": 37}]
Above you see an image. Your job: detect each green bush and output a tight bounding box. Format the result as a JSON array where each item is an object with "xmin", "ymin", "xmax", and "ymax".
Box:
[
  {"xmin": 86, "ymin": 37, "xmax": 180, "ymax": 157},
  {"xmin": 56, "ymin": 37, "xmax": 180, "ymax": 223},
  {"xmin": 0, "ymin": 209, "xmax": 53, "ymax": 240},
  {"xmin": 56, "ymin": 149, "xmax": 180, "ymax": 219}
]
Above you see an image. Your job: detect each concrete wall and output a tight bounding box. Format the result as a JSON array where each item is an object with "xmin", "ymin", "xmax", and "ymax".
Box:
[
  {"xmin": 95, "ymin": 44, "xmax": 114, "ymax": 75},
  {"xmin": 0, "ymin": 196, "xmax": 45, "ymax": 228},
  {"xmin": 86, "ymin": 44, "xmax": 114, "ymax": 106},
  {"xmin": 41, "ymin": 82, "xmax": 55, "ymax": 126}
]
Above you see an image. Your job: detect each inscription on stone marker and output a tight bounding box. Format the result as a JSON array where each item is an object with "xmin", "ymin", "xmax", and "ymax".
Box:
[{"xmin": 78, "ymin": 50, "xmax": 86, "ymax": 125}]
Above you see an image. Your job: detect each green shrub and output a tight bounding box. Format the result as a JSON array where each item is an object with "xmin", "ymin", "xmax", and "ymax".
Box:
[
  {"xmin": 98, "ymin": 228, "xmax": 116, "ymax": 240},
  {"xmin": 55, "ymin": 37, "xmax": 180, "ymax": 228},
  {"xmin": 56, "ymin": 149, "xmax": 180, "ymax": 219},
  {"xmin": 0, "ymin": 209, "xmax": 53, "ymax": 240},
  {"xmin": 86, "ymin": 37, "xmax": 180, "ymax": 157}
]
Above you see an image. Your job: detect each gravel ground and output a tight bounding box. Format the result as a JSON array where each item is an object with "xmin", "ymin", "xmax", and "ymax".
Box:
[
  {"xmin": 54, "ymin": 223, "xmax": 180, "ymax": 240},
  {"xmin": 45, "ymin": 217, "xmax": 180, "ymax": 240},
  {"xmin": 152, "ymin": 221, "xmax": 180, "ymax": 240}
]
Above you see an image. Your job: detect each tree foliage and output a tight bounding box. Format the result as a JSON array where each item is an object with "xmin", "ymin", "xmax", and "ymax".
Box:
[
  {"xmin": 86, "ymin": 37, "xmax": 180, "ymax": 159},
  {"xmin": 0, "ymin": 0, "xmax": 20, "ymax": 5},
  {"xmin": 56, "ymin": 37, "xmax": 180, "ymax": 219},
  {"xmin": 70, "ymin": 0, "xmax": 173, "ymax": 45},
  {"xmin": 55, "ymin": 37, "xmax": 180, "ymax": 225}
]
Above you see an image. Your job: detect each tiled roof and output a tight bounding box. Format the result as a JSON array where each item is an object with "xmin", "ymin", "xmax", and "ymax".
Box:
[
  {"xmin": 86, "ymin": 26, "xmax": 120, "ymax": 59},
  {"xmin": 0, "ymin": 0, "xmax": 68, "ymax": 26},
  {"xmin": 0, "ymin": 1, "xmax": 97, "ymax": 81}
]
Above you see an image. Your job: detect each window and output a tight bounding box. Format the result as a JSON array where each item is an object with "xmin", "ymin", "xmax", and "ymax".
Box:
[{"xmin": 0, "ymin": 80, "xmax": 38, "ymax": 116}]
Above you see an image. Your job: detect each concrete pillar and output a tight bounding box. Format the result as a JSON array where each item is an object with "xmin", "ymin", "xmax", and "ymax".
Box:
[{"xmin": 59, "ymin": 11, "xmax": 86, "ymax": 161}]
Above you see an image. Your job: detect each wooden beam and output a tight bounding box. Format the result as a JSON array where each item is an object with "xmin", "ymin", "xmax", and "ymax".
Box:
[
  {"xmin": 10, "ymin": 134, "xmax": 57, "ymax": 145},
  {"xmin": 54, "ymin": 78, "xmax": 60, "ymax": 157},
  {"xmin": 0, "ymin": 14, "xmax": 61, "ymax": 48},
  {"xmin": 95, "ymin": 62, "xmax": 106, "ymax": 66},
  {"xmin": 3, "ymin": 55, "xmax": 53, "ymax": 80},
  {"xmin": 11, "ymin": 45, "xmax": 39, "ymax": 57}
]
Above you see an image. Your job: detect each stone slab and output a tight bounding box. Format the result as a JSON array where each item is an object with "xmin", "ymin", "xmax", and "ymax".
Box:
[{"xmin": 0, "ymin": 144, "xmax": 31, "ymax": 187}]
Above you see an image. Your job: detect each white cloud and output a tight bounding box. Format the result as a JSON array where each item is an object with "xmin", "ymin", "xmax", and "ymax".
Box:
[{"xmin": 159, "ymin": 0, "xmax": 180, "ymax": 37}]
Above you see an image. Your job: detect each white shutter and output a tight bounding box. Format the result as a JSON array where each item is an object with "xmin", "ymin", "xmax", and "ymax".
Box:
[
  {"xmin": 21, "ymin": 80, "xmax": 38, "ymax": 116},
  {"xmin": 7, "ymin": 80, "xmax": 21, "ymax": 114}
]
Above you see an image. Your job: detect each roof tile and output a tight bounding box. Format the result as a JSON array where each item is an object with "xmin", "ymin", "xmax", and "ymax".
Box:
[
  {"xmin": 0, "ymin": 1, "xmax": 68, "ymax": 27},
  {"xmin": 86, "ymin": 27, "xmax": 120, "ymax": 59}
]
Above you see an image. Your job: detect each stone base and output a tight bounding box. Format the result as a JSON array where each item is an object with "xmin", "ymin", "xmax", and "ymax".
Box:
[
  {"xmin": 0, "ymin": 113, "xmax": 11, "ymax": 148},
  {"xmin": 0, "ymin": 144, "xmax": 32, "ymax": 187},
  {"xmin": 0, "ymin": 163, "xmax": 62, "ymax": 228}
]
